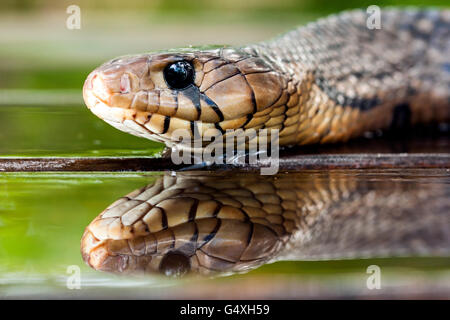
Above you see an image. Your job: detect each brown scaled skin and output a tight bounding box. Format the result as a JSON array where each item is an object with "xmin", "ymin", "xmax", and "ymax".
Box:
[
  {"xmin": 81, "ymin": 171, "xmax": 450, "ymax": 277},
  {"xmin": 81, "ymin": 172, "xmax": 285, "ymax": 277},
  {"xmin": 81, "ymin": 9, "xmax": 450, "ymax": 277},
  {"xmin": 83, "ymin": 9, "xmax": 450, "ymax": 152},
  {"xmin": 83, "ymin": 49, "xmax": 286, "ymax": 150}
]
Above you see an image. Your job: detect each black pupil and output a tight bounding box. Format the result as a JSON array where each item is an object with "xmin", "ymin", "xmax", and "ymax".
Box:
[{"xmin": 163, "ymin": 61, "xmax": 194, "ymax": 90}]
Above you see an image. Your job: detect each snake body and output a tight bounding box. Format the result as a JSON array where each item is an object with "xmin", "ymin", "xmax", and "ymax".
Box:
[
  {"xmin": 83, "ymin": 9, "xmax": 450, "ymax": 151},
  {"xmin": 81, "ymin": 171, "xmax": 450, "ymax": 276},
  {"xmin": 81, "ymin": 9, "xmax": 450, "ymax": 276}
]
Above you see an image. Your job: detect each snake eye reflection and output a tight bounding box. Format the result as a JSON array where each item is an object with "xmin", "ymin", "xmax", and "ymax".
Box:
[
  {"xmin": 159, "ymin": 251, "xmax": 191, "ymax": 277},
  {"xmin": 163, "ymin": 61, "xmax": 195, "ymax": 90}
]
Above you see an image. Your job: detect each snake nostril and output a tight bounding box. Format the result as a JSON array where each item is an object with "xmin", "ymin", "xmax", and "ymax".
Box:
[
  {"xmin": 159, "ymin": 251, "xmax": 191, "ymax": 277},
  {"xmin": 120, "ymin": 73, "xmax": 131, "ymax": 93},
  {"xmin": 83, "ymin": 72, "xmax": 100, "ymax": 108},
  {"xmin": 84, "ymin": 72, "xmax": 96, "ymax": 91}
]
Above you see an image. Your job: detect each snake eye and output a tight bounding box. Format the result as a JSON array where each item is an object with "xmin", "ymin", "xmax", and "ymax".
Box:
[
  {"xmin": 163, "ymin": 61, "xmax": 195, "ymax": 90},
  {"xmin": 159, "ymin": 251, "xmax": 191, "ymax": 277}
]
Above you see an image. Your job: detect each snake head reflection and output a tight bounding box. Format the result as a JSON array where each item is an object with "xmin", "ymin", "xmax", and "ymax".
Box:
[{"xmin": 81, "ymin": 173, "xmax": 292, "ymax": 277}]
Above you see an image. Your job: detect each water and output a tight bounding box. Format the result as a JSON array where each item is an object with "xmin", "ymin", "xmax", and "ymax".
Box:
[
  {"xmin": 0, "ymin": 106, "xmax": 163, "ymax": 157},
  {"xmin": 1, "ymin": 170, "xmax": 449, "ymax": 298}
]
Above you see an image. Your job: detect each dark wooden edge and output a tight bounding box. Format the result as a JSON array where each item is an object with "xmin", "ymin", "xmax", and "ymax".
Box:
[{"xmin": 0, "ymin": 153, "xmax": 449, "ymax": 172}]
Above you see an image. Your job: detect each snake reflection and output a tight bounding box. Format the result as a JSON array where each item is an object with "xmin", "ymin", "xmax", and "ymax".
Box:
[{"xmin": 81, "ymin": 171, "xmax": 450, "ymax": 277}]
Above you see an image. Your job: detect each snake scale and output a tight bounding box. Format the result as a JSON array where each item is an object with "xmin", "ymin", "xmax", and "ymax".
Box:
[
  {"xmin": 83, "ymin": 8, "xmax": 449, "ymax": 150},
  {"xmin": 81, "ymin": 171, "xmax": 450, "ymax": 276},
  {"xmin": 81, "ymin": 9, "xmax": 450, "ymax": 276}
]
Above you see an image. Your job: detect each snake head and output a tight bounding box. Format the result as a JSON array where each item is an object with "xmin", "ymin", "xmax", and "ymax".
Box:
[
  {"xmin": 83, "ymin": 47, "xmax": 286, "ymax": 148},
  {"xmin": 80, "ymin": 173, "xmax": 291, "ymax": 277}
]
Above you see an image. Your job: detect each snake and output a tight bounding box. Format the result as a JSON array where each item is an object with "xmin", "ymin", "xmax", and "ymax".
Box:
[
  {"xmin": 81, "ymin": 171, "xmax": 450, "ymax": 277},
  {"xmin": 81, "ymin": 8, "xmax": 450, "ymax": 276},
  {"xmin": 83, "ymin": 8, "xmax": 450, "ymax": 152}
]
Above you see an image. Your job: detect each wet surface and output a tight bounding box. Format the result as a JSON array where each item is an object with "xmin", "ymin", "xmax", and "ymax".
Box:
[
  {"xmin": 0, "ymin": 105, "xmax": 449, "ymax": 298},
  {"xmin": 81, "ymin": 170, "xmax": 450, "ymax": 277},
  {"xmin": 0, "ymin": 106, "xmax": 449, "ymax": 297},
  {"xmin": 0, "ymin": 106, "xmax": 163, "ymax": 157},
  {"xmin": 0, "ymin": 108, "xmax": 448, "ymax": 172},
  {"xmin": 0, "ymin": 105, "xmax": 448, "ymax": 158},
  {"xmin": 1, "ymin": 153, "xmax": 449, "ymax": 172},
  {"xmin": 1, "ymin": 170, "xmax": 449, "ymax": 298}
]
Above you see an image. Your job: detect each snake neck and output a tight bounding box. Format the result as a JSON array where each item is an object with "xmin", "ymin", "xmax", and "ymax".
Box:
[{"xmin": 246, "ymin": 8, "xmax": 450, "ymax": 146}]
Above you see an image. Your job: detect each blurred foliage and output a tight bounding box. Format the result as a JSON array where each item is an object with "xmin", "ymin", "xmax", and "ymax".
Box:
[
  {"xmin": 0, "ymin": 0, "xmax": 448, "ymax": 91},
  {"xmin": 1, "ymin": 0, "xmax": 448, "ymax": 12},
  {"xmin": 0, "ymin": 68, "xmax": 92, "ymax": 91}
]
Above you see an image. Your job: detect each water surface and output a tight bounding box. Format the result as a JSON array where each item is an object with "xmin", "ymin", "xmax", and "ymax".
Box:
[{"xmin": 1, "ymin": 170, "xmax": 449, "ymax": 298}]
